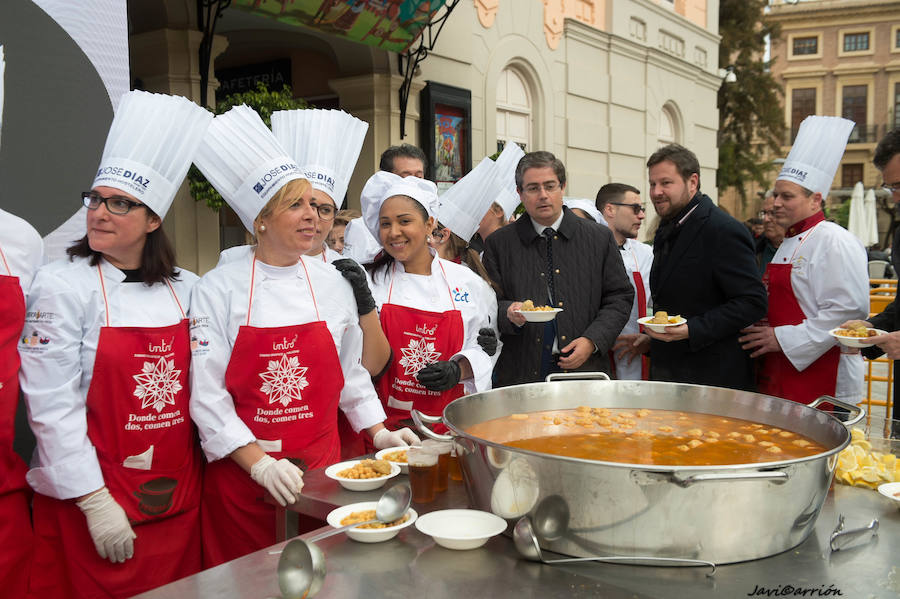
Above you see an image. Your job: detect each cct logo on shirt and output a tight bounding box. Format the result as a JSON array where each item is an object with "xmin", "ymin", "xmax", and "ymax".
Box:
[{"xmin": 453, "ymin": 287, "xmax": 470, "ymax": 303}]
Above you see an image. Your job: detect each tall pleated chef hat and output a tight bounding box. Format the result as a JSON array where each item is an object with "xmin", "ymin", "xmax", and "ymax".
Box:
[
  {"xmin": 0, "ymin": 46, "xmax": 5, "ymax": 150},
  {"xmin": 564, "ymin": 198, "xmax": 606, "ymax": 225},
  {"xmin": 91, "ymin": 90, "xmax": 212, "ymax": 219},
  {"xmin": 271, "ymin": 108, "xmax": 368, "ymax": 207},
  {"xmin": 436, "ymin": 157, "xmax": 501, "ymax": 242},
  {"xmin": 193, "ymin": 105, "xmax": 304, "ymax": 233},
  {"xmin": 342, "ymin": 218, "xmax": 382, "ymax": 265},
  {"xmin": 776, "ymin": 115, "xmax": 855, "ymax": 199},
  {"xmin": 360, "ymin": 171, "xmax": 439, "ymax": 240},
  {"xmin": 493, "ymin": 141, "xmax": 526, "ymax": 217}
]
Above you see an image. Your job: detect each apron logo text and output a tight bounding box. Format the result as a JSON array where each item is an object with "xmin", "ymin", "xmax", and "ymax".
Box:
[{"xmin": 273, "ymin": 334, "xmax": 299, "ymax": 351}]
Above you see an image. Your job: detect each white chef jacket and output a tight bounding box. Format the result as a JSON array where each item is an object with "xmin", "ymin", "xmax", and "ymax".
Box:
[
  {"xmin": 189, "ymin": 251, "xmax": 386, "ymax": 462},
  {"xmin": 18, "ymin": 257, "xmax": 198, "ymax": 499},
  {"xmin": 217, "ymin": 244, "xmax": 344, "ymax": 267},
  {"xmin": 367, "ymin": 250, "xmax": 499, "ymax": 393},
  {"xmin": 614, "ymin": 239, "xmax": 653, "ymax": 380},
  {"xmin": 0, "ymin": 208, "xmax": 43, "ymax": 298},
  {"xmin": 771, "ymin": 221, "xmax": 869, "ymax": 402}
]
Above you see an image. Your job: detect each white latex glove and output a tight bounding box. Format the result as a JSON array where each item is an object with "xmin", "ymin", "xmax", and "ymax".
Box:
[
  {"xmin": 372, "ymin": 427, "xmax": 421, "ymax": 450},
  {"xmin": 250, "ymin": 455, "xmax": 304, "ymax": 507},
  {"xmin": 75, "ymin": 487, "xmax": 136, "ymax": 564}
]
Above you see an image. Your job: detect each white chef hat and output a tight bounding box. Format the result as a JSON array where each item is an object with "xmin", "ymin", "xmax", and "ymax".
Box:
[
  {"xmin": 0, "ymin": 46, "xmax": 5, "ymax": 151},
  {"xmin": 271, "ymin": 108, "xmax": 368, "ymax": 207},
  {"xmin": 342, "ymin": 218, "xmax": 382, "ymax": 265},
  {"xmin": 493, "ymin": 141, "xmax": 526, "ymax": 217},
  {"xmin": 436, "ymin": 157, "xmax": 501, "ymax": 242},
  {"xmin": 564, "ymin": 197, "xmax": 606, "ymax": 225},
  {"xmin": 360, "ymin": 171, "xmax": 439, "ymax": 240},
  {"xmin": 776, "ymin": 116, "xmax": 854, "ymax": 199},
  {"xmin": 193, "ymin": 105, "xmax": 304, "ymax": 233},
  {"xmin": 91, "ymin": 90, "xmax": 212, "ymax": 219}
]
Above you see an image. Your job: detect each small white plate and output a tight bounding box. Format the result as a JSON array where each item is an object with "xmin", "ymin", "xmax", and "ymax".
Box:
[
  {"xmin": 516, "ymin": 308, "xmax": 563, "ymax": 323},
  {"xmin": 637, "ymin": 315, "xmax": 686, "ymax": 333},
  {"xmin": 326, "ymin": 501, "xmax": 418, "ymax": 543},
  {"xmin": 829, "ymin": 328, "xmax": 886, "ymax": 348},
  {"xmin": 375, "ymin": 446, "xmax": 410, "ymax": 474},
  {"xmin": 877, "ymin": 482, "xmax": 900, "ymax": 510},
  {"xmin": 414, "ymin": 509, "xmax": 507, "ymax": 550},
  {"xmin": 325, "ymin": 459, "xmax": 401, "ymax": 491}
]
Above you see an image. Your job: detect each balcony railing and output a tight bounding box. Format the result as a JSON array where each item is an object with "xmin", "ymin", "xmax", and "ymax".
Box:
[{"xmin": 787, "ymin": 123, "xmax": 882, "ymax": 145}]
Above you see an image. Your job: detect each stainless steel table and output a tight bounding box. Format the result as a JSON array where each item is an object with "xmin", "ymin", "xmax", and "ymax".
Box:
[{"xmin": 134, "ymin": 471, "xmax": 900, "ymax": 599}]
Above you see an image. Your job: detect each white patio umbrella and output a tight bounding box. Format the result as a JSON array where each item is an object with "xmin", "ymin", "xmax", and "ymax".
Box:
[
  {"xmin": 847, "ymin": 181, "xmax": 867, "ymax": 245},
  {"xmin": 863, "ymin": 187, "xmax": 879, "ymax": 247}
]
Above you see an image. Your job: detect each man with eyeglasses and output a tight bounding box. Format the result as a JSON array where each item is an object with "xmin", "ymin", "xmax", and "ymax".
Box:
[
  {"xmin": 842, "ymin": 127, "xmax": 900, "ymax": 429},
  {"xmin": 755, "ymin": 191, "xmax": 785, "ymax": 276},
  {"xmin": 645, "ymin": 144, "xmax": 767, "ymax": 392},
  {"xmin": 595, "ymin": 183, "xmax": 653, "ymax": 380},
  {"xmin": 483, "ymin": 151, "xmax": 633, "ymax": 386}
]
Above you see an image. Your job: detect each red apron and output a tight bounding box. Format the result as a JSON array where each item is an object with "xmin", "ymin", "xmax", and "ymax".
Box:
[
  {"xmin": 376, "ymin": 262, "xmax": 465, "ymax": 437},
  {"xmin": 29, "ymin": 265, "xmax": 201, "ymax": 599},
  {"xmin": 0, "ymin": 246, "xmax": 33, "ymax": 598},
  {"xmin": 758, "ymin": 220, "xmax": 839, "ymax": 406},
  {"xmin": 201, "ymin": 258, "xmax": 344, "ymax": 568}
]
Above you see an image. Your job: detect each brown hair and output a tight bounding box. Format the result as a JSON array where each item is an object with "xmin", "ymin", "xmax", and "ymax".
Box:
[
  {"xmin": 66, "ymin": 208, "xmax": 178, "ymax": 286},
  {"xmin": 334, "ymin": 208, "xmax": 362, "ymax": 228},
  {"xmin": 646, "ymin": 144, "xmax": 701, "ymax": 191},
  {"xmin": 435, "ymin": 223, "xmax": 500, "ymax": 293}
]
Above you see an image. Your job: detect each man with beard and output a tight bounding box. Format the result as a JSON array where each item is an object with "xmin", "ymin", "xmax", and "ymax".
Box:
[
  {"xmin": 644, "ymin": 144, "xmax": 767, "ymax": 391},
  {"xmin": 596, "ymin": 183, "xmax": 653, "ymax": 380}
]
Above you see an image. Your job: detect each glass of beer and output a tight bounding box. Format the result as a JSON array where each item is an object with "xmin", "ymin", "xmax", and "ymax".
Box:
[
  {"xmin": 448, "ymin": 445, "xmax": 463, "ymax": 482},
  {"xmin": 407, "ymin": 447, "xmax": 438, "ymax": 503},
  {"xmin": 422, "ymin": 440, "xmax": 451, "ymax": 492}
]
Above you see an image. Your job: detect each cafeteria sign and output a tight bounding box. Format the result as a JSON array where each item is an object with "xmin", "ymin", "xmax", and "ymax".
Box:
[{"xmin": 232, "ymin": 0, "xmax": 448, "ymax": 54}]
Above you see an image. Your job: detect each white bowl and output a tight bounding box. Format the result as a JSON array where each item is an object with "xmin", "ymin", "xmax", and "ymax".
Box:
[
  {"xmin": 325, "ymin": 501, "xmax": 418, "ymax": 543},
  {"xmin": 637, "ymin": 315, "xmax": 686, "ymax": 333},
  {"xmin": 829, "ymin": 328, "xmax": 886, "ymax": 348},
  {"xmin": 324, "ymin": 459, "xmax": 401, "ymax": 491},
  {"xmin": 414, "ymin": 509, "xmax": 507, "ymax": 550},
  {"xmin": 375, "ymin": 446, "xmax": 410, "ymax": 474},
  {"xmin": 516, "ymin": 308, "xmax": 563, "ymax": 323},
  {"xmin": 877, "ymin": 482, "xmax": 900, "ymax": 510}
]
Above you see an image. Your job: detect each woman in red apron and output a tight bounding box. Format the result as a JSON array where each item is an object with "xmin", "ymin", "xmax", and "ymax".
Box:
[
  {"xmin": 20, "ymin": 188, "xmax": 202, "ymax": 599},
  {"xmin": 0, "ymin": 221, "xmax": 40, "ymax": 597},
  {"xmin": 358, "ymin": 172, "xmax": 499, "ymax": 442},
  {"xmin": 190, "ymin": 108, "xmax": 418, "ymax": 568}
]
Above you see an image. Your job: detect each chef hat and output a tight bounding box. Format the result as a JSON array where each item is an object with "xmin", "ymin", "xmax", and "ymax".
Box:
[
  {"xmin": 360, "ymin": 171, "xmax": 439, "ymax": 240},
  {"xmin": 436, "ymin": 157, "xmax": 501, "ymax": 242},
  {"xmin": 91, "ymin": 90, "xmax": 212, "ymax": 218},
  {"xmin": 271, "ymin": 108, "xmax": 368, "ymax": 207},
  {"xmin": 564, "ymin": 197, "xmax": 606, "ymax": 225},
  {"xmin": 493, "ymin": 141, "xmax": 526, "ymax": 217},
  {"xmin": 342, "ymin": 218, "xmax": 382, "ymax": 265},
  {"xmin": 0, "ymin": 46, "xmax": 5, "ymax": 151},
  {"xmin": 776, "ymin": 116, "xmax": 854, "ymax": 199},
  {"xmin": 194, "ymin": 105, "xmax": 304, "ymax": 233}
]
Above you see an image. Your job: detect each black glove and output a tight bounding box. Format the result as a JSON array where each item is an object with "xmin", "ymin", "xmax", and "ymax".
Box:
[
  {"xmin": 333, "ymin": 259, "xmax": 376, "ymax": 316},
  {"xmin": 477, "ymin": 327, "xmax": 498, "ymax": 356},
  {"xmin": 415, "ymin": 360, "xmax": 461, "ymax": 391}
]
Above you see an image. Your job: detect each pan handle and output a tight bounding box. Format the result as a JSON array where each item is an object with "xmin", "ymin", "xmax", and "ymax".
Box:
[
  {"xmin": 633, "ymin": 469, "xmax": 789, "ymax": 487},
  {"xmin": 808, "ymin": 396, "xmax": 866, "ymax": 427},
  {"xmin": 545, "ymin": 372, "xmax": 611, "ymax": 383},
  {"xmin": 411, "ymin": 409, "xmax": 453, "ymax": 441}
]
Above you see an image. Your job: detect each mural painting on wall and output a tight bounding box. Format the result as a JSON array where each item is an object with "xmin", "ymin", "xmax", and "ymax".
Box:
[
  {"xmin": 434, "ymin": 104, "xmax": 466, "ymax": 188},
  {"xmin": 235, "ymin": 0, "xmax": 448, "ymax": 53}
]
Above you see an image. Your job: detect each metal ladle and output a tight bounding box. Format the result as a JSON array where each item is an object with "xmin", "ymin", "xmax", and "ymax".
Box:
[
  {"xmin": 513, "ymin": 516, "xmax": 717, "ymax": 576},
  {"xmin": 273, "ymin": 483, "xmax": 412, "ymax": 599}
]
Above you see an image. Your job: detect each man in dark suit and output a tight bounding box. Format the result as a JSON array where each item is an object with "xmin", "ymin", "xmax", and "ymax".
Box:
[
  {"xmin": 644, "ymin": 144, "xmax": 767, "ymax": 391},
  {"xmin": 844, "ymin": 128, "xmax": 900, "ymax": 429},
  {"xmin": 483, "ymin": 151, "xmax": 633, "ymax": 386}
]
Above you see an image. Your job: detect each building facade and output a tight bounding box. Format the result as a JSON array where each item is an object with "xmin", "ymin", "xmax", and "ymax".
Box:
[{"xmin": 128, "ymin": 0, "xmax": 723, "ymax": 273}]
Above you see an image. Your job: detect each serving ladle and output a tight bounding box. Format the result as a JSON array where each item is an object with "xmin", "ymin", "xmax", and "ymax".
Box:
[
  {"xmin": 272, "ymin": 483, "xmax": 412, "ymax": 599},
  {"xmin": 513, "ymin": 516, "xmax": 717, "ymax": 576}
]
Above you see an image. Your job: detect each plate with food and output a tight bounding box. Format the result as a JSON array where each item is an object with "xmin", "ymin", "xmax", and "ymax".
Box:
[
  {"xmin": 516, "ymin": 300, "xmax": 563, "ymax": 323},
  {"xmin": 830, "ymin": 326, "xmax": 886, "ymax": 348},
  {"xmin": 326, "ymin": 501, "xmax": 418, "ymax": 542},
  {"xmin": 375, "ymin": 446, "xmax": 410, "ymax": 474},
  {"xmin": 324, "ymin": 458, "xmax": 401, "ymax": 491},
  {"xmin": 637, "ymin": 311, "xmax": 686, "ymax": 333}
]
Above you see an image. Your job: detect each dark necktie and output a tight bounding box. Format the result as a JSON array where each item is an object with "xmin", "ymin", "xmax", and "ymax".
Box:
[
  {"xmin": 543, "ymin": 228, "xmax": 555, "ymax": 304},
  {"xmin": 540, "ymin": 228, "xmax": 559, "ymax": 379}
]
